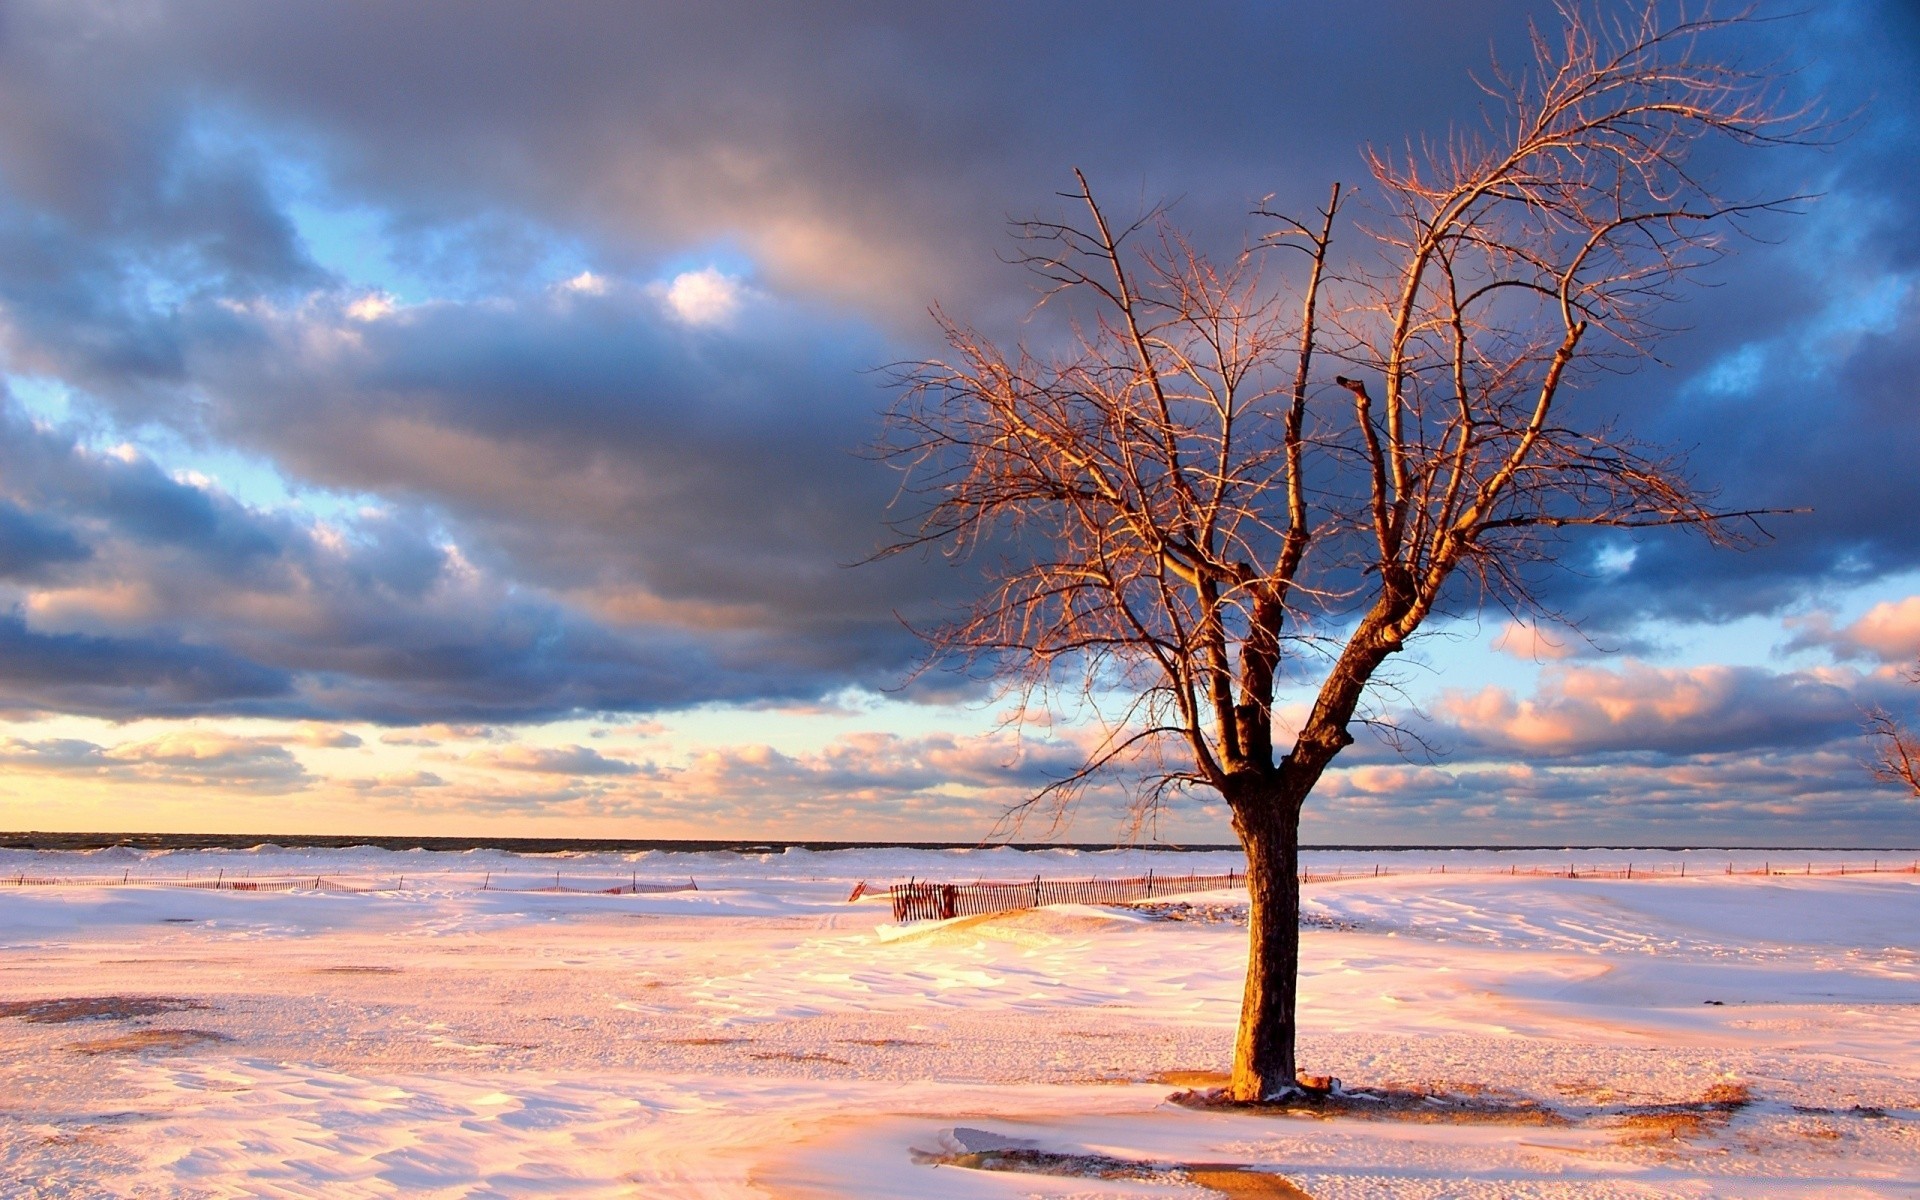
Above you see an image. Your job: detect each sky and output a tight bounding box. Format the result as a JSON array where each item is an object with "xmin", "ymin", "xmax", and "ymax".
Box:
[{"xmin": 0, "ymin": 0, "xmax": 1916, "ymax": 846}]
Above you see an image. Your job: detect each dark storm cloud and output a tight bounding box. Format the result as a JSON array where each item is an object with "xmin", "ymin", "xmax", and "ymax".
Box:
[
  {"xmin": 1563, "ymin": 287, "xmax": 1920, "ymax": 623},
  {"xmin": 182, "ymin": 283, "xmax": 931, "ymax": 631},
  {"xmin": 0, "ymin": 407, "xmax": 917, "ymax": 722},
  {"xmin": 0, "ymin": 498, "xmax": 87, "ymax": 578},
  {"xmin": 0, "ymin": 0, "xmax": 1910, "ymax": 729},
  {"xmin": 0, "ymin": 609, "xmax": 292, "ymax": 717},
  {"xmin": 1507, "ymin": 2, "xmax": 1920, "ymax": 623},
  {"xmin": 79, "ymin": 0, "xmax": 1525, "ymax": 319}
]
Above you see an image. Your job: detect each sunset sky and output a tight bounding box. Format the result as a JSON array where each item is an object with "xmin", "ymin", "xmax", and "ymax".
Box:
[{"xmin": 0, "ymin": 0, "xmax": 1916, "ymax": 845}]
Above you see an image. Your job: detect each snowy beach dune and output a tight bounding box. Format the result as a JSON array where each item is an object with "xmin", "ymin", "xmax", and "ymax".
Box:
[{"xmin": 1, "ymin": 845, "xmax": 1917, "ymax": 1197}]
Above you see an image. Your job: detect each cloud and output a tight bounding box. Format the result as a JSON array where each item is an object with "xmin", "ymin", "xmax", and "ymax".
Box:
[
  {"xmin": 285, "ymin": 723, "xmax": 361, "ymax": 748},
  {"xmin": 560, "ymin": 272, "xmax": 608, "ymax": 297},
  {"xmin": 342, "ymin": 769, "xmax": 445, "ymax": 795},
  {"xmin": 0, "ymin": 608, "xmax": 294, "ymax": 718},
  {"xmin": 0, "ymin": 730, "xmax": 309, "ymax": 792},
  {"xmin": 1788, "ymin": 596, "xmax": 1920, "ymax": 664},
  {"xmin": 617, "ymin": 730, "xmax": 1116, "ymax": 830},
  {"xmin": 0, "ymin": 403, "xmax": 938, "ymax": 722},
  {"xmin": 379, "ymin": 723, "xmax": 498, "ymax": 747},
  {"xmin": 1301, "ymin": 744, "xmax": 1920, "ymax": 846},
  {"xmin": 1490, "ymin": 620, "xmax": 1580, "ymax": 662},
  {"xmin": 468, "ymin": 743, "xmax": 641, "ymax": 777},
  {"xmin": 1429, "ymin": 661, "xmax": 1890, "ymax": 759},
  {"xmin": 0, "ymin": 0, "xmax": 1908, "ymax": 852},
  {"xmin": 345, "ymin": 292, "xmax": 397, "ymax": 321},
  {"xmin": 0, "ymin": 499, "xmax": 90, "ymax": 579},
  {"xmin": 661, "ymin": 268, "xmax": 744, "ymax": 326}
]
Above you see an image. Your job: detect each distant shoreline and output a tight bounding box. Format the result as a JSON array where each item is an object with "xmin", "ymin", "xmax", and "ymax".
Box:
[{"xmin": 2, "ymin": 832, "xmax": 1915, "ymax": 854}]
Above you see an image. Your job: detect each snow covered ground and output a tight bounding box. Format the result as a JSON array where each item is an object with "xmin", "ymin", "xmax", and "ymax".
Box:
[{"xmin": 1, "ymin": 844, "xmax": 1916, "ymax": 1198}]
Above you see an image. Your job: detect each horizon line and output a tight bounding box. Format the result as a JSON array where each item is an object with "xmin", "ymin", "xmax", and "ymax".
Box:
[{"xmin": 4, "ymin": 832, "xmax": 1918, "ymax": 854}]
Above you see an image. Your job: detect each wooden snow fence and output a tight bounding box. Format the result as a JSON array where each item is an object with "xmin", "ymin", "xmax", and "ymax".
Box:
[
  {"xmin": 882, "ymin": 870, "xmax": 1244, "ymax": 923},
  {"xmin": 865, "ymin": 858, "xmax": 1920, "ymax": 922}
]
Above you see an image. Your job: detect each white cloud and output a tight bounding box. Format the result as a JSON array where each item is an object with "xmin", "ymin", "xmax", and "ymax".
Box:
[
  {"xmin": 345, "ymin": 292, "xmax": 396, "ymax": 321},
  {"xmin": 662, "ymin": 267, "xmax": 744, "ymax": 326}
]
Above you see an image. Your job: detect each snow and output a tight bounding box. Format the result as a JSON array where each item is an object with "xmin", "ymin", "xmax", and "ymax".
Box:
[{"xmin": 1, "ymin": 845, "xmax": 1917, "ymax": 1197}]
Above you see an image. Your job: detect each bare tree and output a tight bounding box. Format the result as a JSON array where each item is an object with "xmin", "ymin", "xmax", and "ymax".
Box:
[
  {"xmin": 1868, "ymin": 664, "xmax": 1920, "ymax": 795},
  {"xmin": 880, "ymin": 3, "xmax": 1808, "ymax": 1101}
]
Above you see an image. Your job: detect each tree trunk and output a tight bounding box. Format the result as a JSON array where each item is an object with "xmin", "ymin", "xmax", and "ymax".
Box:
[{"xmin": 1227, "ymin": 785, "xmax": 1302, "ymax": 1101}]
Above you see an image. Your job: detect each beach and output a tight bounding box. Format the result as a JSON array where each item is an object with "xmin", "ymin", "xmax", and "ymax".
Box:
[{"xmin": 2, "ymin": 844, "xmax": 1917, "ymax": 1198}]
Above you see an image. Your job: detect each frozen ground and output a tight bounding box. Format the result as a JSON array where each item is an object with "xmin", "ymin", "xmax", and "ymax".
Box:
[{"xmin": 1, "ymin": 844, "xmax": 1916, "ymax": 1198}]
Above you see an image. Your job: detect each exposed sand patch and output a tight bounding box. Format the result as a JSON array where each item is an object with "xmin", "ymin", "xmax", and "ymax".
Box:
[
  {"xmin": 1609, "ymin": 1080, "xmax": 1751, "ymax": 1148},
  {"xmin": 750, "ymin": 1050, "xmax": 852, "ymax": 1066},
  {"xmin": 1177, "ymin": 1077, "xmax": 1776, "ymax": 1158},
  {"xmin": 66, "ymin": 1028, "xmax": 232, "ymax": 1055},
  {"xmin": 1187, "ymin": 1167, "xmax": 1317, "ymax": 1199},
  {"xmin": 1174, "ymin": 1082, "xmax": 1570, "ymax": 1126},
  {"xmin": 911, "ymin": 1127, "xmax": 1318, "ymax": 1198},
  {"xmin": 0, "ymin": 995, "xmax": 206, "ymax": 1023}
]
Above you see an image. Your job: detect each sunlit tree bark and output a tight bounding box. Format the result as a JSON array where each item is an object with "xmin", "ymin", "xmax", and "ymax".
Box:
[{"xmin": 880, "ymin": 3, "xmax": 1809, "ymax": 1101}]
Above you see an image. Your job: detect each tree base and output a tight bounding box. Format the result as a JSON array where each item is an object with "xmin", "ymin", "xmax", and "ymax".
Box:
[
  {"xmin": 1167, "ymin": 1081, "xmax": 1569, "ymax": 1125},
  {"xmin": 1171, "ymin": 1073, "xmax": 1343, "ymax": 1108}
]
